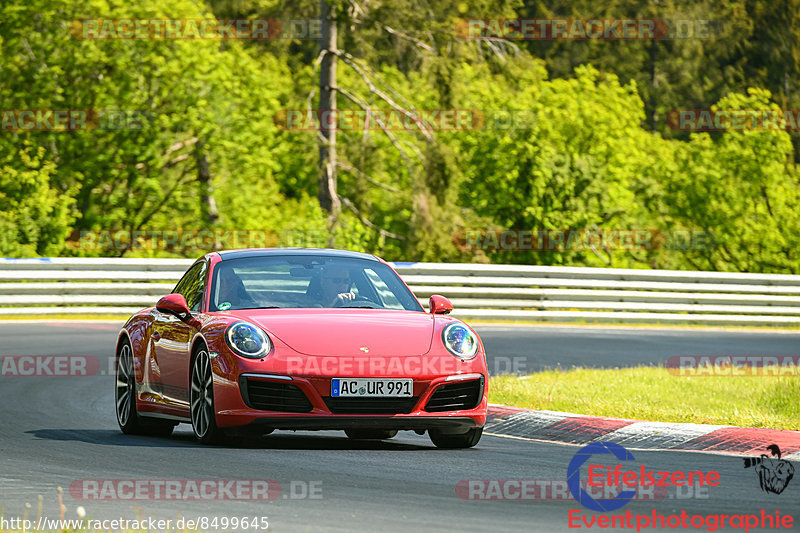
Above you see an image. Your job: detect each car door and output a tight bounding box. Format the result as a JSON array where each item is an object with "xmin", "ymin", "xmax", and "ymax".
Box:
[{"xmin": 152, "ymin": 260, "xmax": 207, "ymax": 410}]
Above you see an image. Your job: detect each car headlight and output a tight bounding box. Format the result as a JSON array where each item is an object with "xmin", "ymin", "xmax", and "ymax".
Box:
[
  {"xmin": 442, "ymin": 323, "xmax": 479, "ymax": 360},
  {"xmin": 225, "ymin": 321, "xmax": 271, "ymax": 359}
]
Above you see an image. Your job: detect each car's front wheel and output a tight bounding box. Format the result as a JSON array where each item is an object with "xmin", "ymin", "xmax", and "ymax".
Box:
[
  {"xmin": 429, "ymin": 427, "xmax": 482, "ymax": 449},
  {"xmin": 190, "ymin": 346, "xmax": 224, "ymax": 444},
  {"xmin": 344, "ymin": 429, "xmax": 398, "ymax": 440},
  {"xmin": 115, "ymin": 339, "xmax": 175, "ymax": 437}
]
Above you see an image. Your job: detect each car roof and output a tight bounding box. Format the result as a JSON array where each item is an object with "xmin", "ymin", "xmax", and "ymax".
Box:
[{"xmin": 215, "ymin": 247, "xmax": 380, "ymax": 262}]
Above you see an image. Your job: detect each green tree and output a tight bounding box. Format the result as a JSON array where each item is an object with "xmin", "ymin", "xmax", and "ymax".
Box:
[
  {"xmin": 0, "ymin": 143, "xmax": 74, "ymax": 256},
  {"xmin": 0, "ymin": 0, "xmax": 308, "ymax": 257},
  {"xmin": 667, "ymin": 89, "xmax": 800, "ymax": 273}
]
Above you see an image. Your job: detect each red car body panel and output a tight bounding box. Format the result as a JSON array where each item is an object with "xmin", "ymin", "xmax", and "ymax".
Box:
[{"xmin": 116, "ymin": 249, "xmax": 488, "ymax": 433}]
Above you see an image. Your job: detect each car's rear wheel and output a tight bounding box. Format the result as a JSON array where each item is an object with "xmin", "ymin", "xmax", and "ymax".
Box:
[
  {"xmin": 429, "ymin": 427, "xmax": 482, "ymax": 449},
  {"xmin": 344, "ymin": 429, "xmax": 398, "ymax": 440},
  {"xmin": 190, "ymin": 347, "xmax": 224, "ymax": 444},
  {"xmin": 115, "ymin": 339, "xmax": 175, "ymax": 437}
]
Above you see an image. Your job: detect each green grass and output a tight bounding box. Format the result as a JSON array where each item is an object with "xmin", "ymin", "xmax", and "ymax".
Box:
[{"xmin": 489, "ymin": 366, "xmax": 800, "ymax": 430}]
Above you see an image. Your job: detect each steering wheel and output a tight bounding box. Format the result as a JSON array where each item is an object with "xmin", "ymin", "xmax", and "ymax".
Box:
[{"xmin": 333, "ymin": 294, "xmax": 379, "ymax": 308}]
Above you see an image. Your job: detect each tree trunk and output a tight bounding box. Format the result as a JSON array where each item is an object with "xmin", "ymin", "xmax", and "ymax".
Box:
[
  {"xmin": 648, "ymin": 39, "xmax": 658, "ymax": 132},
  {"xmin": 318, "ymin": 0, "xmax": 340, "ymax": 219},
  {"xmin": 196, "ymin": 140, "xmax": 219, "ymax": 226}
]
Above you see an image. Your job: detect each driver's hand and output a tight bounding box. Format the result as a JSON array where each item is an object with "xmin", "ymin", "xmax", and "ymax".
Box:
[{"xmin": 332, "ymin": 292, "xmax": 356, "ymax": 306}]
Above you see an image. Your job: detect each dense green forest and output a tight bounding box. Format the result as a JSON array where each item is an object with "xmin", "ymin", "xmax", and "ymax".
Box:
[{"xmin": 1, "ymin": 0, "xmax": 799, "ymax": 272}]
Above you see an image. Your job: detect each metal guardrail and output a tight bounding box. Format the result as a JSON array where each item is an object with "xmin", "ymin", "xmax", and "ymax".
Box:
[{"xmin": 1, "ymin": 257, "xmax": 800, "ymax": 325}]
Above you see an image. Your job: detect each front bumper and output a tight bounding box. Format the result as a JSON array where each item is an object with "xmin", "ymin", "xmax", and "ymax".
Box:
[
  {"xmin": 212, "ymin": 372, "xmax": 488, "ymax": 430},
  {"xmin": 243, "ymin": 415, "xmax": 481, "ymax": 432}
]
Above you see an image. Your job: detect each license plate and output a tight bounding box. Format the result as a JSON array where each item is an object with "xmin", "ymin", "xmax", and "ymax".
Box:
[{"xmin": 331, "ymin": 378, "xmax": 413, "ymax": 397}]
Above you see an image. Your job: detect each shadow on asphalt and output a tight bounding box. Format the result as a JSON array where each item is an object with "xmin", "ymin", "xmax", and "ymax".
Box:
[
  {"xmin": 26, "ymin": 428, "xmax": 435, "ymax": 451},
  {"xmin": 26, "ymin": 429, "xmax": 202, "ymax": 447}
]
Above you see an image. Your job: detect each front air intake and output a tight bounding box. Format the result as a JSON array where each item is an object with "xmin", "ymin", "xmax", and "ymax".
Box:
[
  {"xmin": 424, "ymin": 377, "xmax": 483, "ymax": 412},
  {"xmin": 241, "ymin": 378, "xmax": 313, "ymax": 413}
]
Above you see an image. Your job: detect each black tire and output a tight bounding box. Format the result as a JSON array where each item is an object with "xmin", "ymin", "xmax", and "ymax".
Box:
[
  {"xmin": 429, "ymin": 427, "xmax": 483, "ymax": 449},
  {"xmin": 190, "ymin": 346, "xmax": 224, "ymax": 444},
  {"xmin": 344, "ymin": 429, "xmax": 398, "ymax": 440},
  {"xmin": 115, "ymin": 338, "xmax": 176, "ymax": 437}
]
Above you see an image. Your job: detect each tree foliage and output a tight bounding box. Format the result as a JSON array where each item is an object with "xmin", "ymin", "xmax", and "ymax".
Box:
[{"xmin": 0, "ymin": 0, "xmax": 798, "ymax": 273}]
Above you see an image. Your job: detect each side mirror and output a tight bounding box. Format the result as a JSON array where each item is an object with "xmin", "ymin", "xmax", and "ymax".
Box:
[
  {"xmin": 156, "ymin": 294, "xmax": 197, "ymax": 325},
  {"xmin": 429, "ymin": 294, "xmax": 454, "ymax": 315}
]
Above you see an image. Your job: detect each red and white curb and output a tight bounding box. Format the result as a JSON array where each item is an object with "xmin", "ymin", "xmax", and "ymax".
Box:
[{"xmin": 486, "ymin": 404, "xmax": 800, "ymax": 459}]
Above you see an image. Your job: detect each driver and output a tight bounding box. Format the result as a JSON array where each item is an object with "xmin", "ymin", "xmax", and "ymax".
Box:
[
  {"xmin": 320, "ymin": 265, "xmax": 355, "ymax": 307},
  {"xmin": 216, "ymin": 268, "xmax": 257, "ymax": 310}
]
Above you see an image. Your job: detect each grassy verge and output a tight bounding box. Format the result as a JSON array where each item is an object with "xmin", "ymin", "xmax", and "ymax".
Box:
[{"xmin": 489, "ymin": 366, "xmax": 800, "ymax": 430}]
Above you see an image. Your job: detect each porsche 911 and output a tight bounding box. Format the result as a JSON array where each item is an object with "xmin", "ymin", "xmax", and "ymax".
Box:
[{"xmin": 115, "ymin": 248, "xmax": 488, "ymax": 448}]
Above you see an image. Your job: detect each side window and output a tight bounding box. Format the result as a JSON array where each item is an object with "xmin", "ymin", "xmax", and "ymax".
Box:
[{"xmin": 173, "ymin": 262, "xmax": 207, "ymax": 313}]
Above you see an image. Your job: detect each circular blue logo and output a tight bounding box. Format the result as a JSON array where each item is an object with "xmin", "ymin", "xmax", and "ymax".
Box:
[{"xmin": 567, "ymin": 441, "xmax": 637, "ymax": 512}]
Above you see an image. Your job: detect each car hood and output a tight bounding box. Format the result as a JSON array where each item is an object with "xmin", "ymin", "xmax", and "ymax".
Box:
[{"xmin": 233, "ymin": 309, "xmax": 435, "ymax": 356}]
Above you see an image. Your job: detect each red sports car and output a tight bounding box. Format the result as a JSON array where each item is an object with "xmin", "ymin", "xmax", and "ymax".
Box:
[{"xmin": 115, "ymin": 248, "xmax": 488, "ymax": 448}]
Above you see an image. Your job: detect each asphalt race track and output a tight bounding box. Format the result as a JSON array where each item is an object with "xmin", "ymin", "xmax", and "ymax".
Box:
[
  {"xmin": 0, "ymin": 322, "xmax": 798, "ymax": 532},
  {"xmin": 478, "ymin": 325, "xmax": 800, "ymax": 374}
]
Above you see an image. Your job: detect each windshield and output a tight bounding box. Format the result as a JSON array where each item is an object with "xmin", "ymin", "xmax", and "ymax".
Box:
[{"xmin": 209, "ymin": 255, "xmax": 424, "ymax": 312}]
